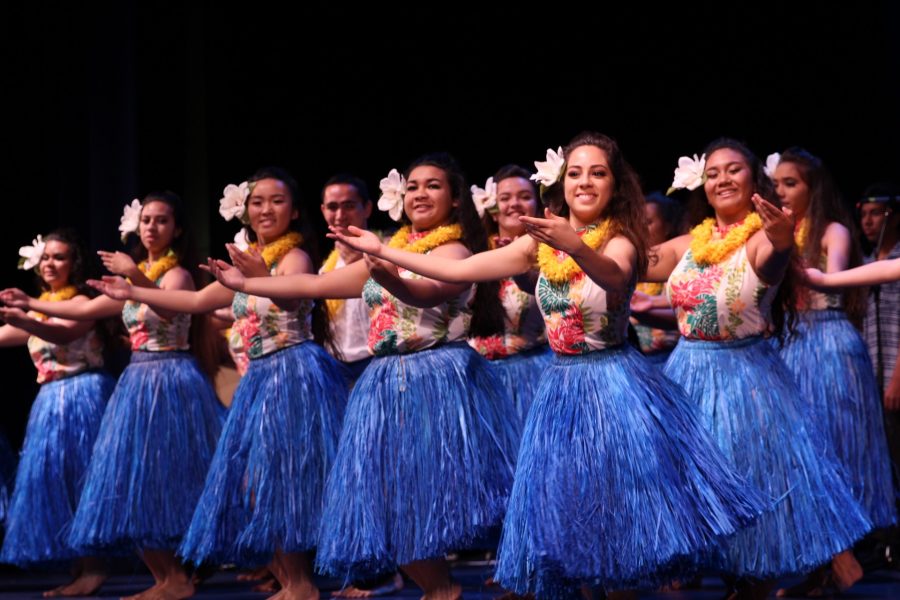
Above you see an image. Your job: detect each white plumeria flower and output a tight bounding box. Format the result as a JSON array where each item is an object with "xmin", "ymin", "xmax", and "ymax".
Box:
[
  {"xmin": 119, "ymin": 199, "xmax": 143, "ymax": 242},
  {"xmin": 233, "ymin": 228, "xmax": 250, "ymax": 251},
  {"xmin": 530, "ymin": 147, "xmax": 566, "ymax": 188},
  {"xmin": 18, "ymin": 235, "xmax": 45, "ymax": 271},
  {"xmin": 669, "ymin": 153, "xmax": 707, "ymax": 193},
  {"xmin": 219, "ymin": 181, "xmax": 250, "ymax": 222},
  {"xmin": 470, "ymin": 177, "xmax": 498, "ymax": 218},
  {"xmin": 378, "ymin": 168, "xmax": 407, "ymax": 222},
  {"xmin": 764, "ymin": 152, "xmax": 781, "ymax": 180}
]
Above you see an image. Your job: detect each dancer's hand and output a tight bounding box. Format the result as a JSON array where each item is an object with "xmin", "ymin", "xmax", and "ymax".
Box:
[
  {"xmin": 87, "ymin": 276, "xmax": 133, "ymax": 300},
  {"xmin": 226, "ymin": 244, "xmax": 269, "ymax": 278},
  {"xmin": 0, "ymin": 288, "xmax": 32, "ymax": 309},
  {"xmin": 752, "ymin": 193, "xmax": 794, "ymax": 252},
  {"xmin": 520, "ymin": 209, "xmax": 583, "ymax": 255},
  {"xmin": 327, "ymin": 226, "xmax": 383, "ymax": 256},
  {"xmin": 202, "ymin": 258, "xmax": 246, "ymax": 292},
  {"xmin": 97, "ymin": 250, "xmax": 138, "ymax": 277}
]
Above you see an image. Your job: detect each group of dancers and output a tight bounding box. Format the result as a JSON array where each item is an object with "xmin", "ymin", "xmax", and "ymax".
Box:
[{"xmin": 0, "ymin": 132, "xmax": 897, "ymax": 600}]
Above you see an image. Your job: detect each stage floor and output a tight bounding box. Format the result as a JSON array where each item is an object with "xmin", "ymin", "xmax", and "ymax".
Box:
[{"xmin": 2, "ymin": 568, "xmax": 900, "ymax": 599}]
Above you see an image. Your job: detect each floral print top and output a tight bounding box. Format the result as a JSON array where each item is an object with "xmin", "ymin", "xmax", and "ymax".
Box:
[
  {"xmin": 797, "ymin": 253, "xmax": 842, "ymax": 312},
  {"xmin": 536, "ymin": 265, "xmax": 632, "ymax": 355},
  {"xmin": 666, "ymin": 244, "xmax": 778, "ymax": 341},
  {"xmin": 226, "ymin": 320, "xmax": 250, "ymax": 375},
  {"xmin": 27, "ymin": 315, "xmax": 104, "ymax": 383},
  {"xmin": 232, "ymin": 263, "xmax": 313, "ymax": 360},
  {"xmin": 123, "ymin": 276, "xmax": 190, "ymax": 352},
  {"xmin": 469, "ymin": 277, "xmax": 546, "ymax": 359},
  {"xmin": 364, "ymin": 260, "xmax": 474, "ymax": 357},
  {"xmin": 631, "ymin": 282, "xmax": 680, "ymax": 355}
]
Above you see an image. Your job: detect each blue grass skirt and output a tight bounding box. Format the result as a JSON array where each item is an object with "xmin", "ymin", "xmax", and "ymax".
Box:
[
  {"xmin": 0, "ymin": 372, "xmax": 113, "ymax": 566},
  {"xmin": 0, "ymin": 433, "xmax": 16, "ymax": 527},
  {"xmin": 495, "ymin": 345, "xmax": 768, "ymax": 597},
  {"xmin": 316, "ymin": 342, "xmax": 520, "ymax": 581},
  {"xmin": 664, "ymin": 336, "xmax": 873, "ymax": 578},
  {"xmin": 779, "ymin": 311, "xmax": 896, "ymax": 529},
  {"xmin": 486, "ymin": 344, "xmax": 553, "ymax": 421},
  {"xmin": 67, "ymin": 352, "xmax": 224, "ymax": 554},
  {"xmin": 179, "ymin": 342, "xmax": 347, "ymax": 566}
]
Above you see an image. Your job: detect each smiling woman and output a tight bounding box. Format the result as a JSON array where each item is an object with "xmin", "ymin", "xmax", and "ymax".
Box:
[{"xmin": 643, "ymin": 138, "xmax": 874, "ymax": 597}]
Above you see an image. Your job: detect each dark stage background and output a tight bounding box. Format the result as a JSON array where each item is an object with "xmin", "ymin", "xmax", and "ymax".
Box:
[{"xmin": 1, "ymin": 2, "xmax": 898, "ymax": 445}]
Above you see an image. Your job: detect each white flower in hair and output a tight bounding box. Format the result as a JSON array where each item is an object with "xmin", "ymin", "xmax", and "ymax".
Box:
[
  {"xmin": 668, "ymin": 154, "xmax": 707, "ymax": 194},
  {"xmin": 18, "ymin": 235, "xmax": 45, "ymax": 271},
  {"xmin": 233, "ymin": 228, "xmax": 250, "ymax": 251},
  {"xmin": 764, "ymin": 152, "xmax": 781, "ymax": 180},
  {"xmin": 119, "ymin": 199, "xmax": 143, "ymax": 243},
  {"xmin": 219, "ymin": 181, "xmax": 250, "ymax": 222},
  {"xmin": 470, "ymin": 177, "xmax": 498, "ymax": 218},
  {"xmin": 378, "ymin": 168, "xmax": 407, "ymax": 222},
  {"xmin": 530, "ymin": 147, "xmax": 566, "ymax": 188}
]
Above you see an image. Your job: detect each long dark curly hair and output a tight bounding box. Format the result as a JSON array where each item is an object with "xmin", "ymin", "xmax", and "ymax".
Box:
[{"xmin": 540, "ymin": 131, "xmax": 649, "ymax": 277}]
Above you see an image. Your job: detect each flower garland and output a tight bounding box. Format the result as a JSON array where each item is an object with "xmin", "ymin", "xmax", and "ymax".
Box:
[
  {"xmin": 794, "ymin": 217, "xmax": 809, "ymax": 256},
  {"xmin": 139, "ymin": 249, "xmax": 180, "ymax": 283},
  {"xmin": 387, "ymin": 224, "xmax": 463, "ymax": 254},
  {"xmin": 321, "ymin": 248, "xmax": 344, "ymax": 317},
  {"xmin": 635, "ymin": 282, "xmax": 664, "ymax": 296},
  {"xmin": 537, "ymin": 219, "xmax": 614, "ymax": 284},
  {"xmin": 689, "ymin": 212, "xmax": 763, "ymax": 265},
  {"xmin": 32, "ymin": 285, "xmax": 80, "ymax": 320},
  {"xmin": 250, "ymin": 231, "xmax": 304, "ymax": 269}
]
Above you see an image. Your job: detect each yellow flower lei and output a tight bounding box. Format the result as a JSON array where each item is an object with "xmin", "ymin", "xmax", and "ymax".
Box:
[
  {"xmin": 387, "ymin": 223, "xmax": 463, "ymax": 254},
  {"xmin": 321, "ymin": 248, "xmax": 344, "ymax": 317},
  {"xmin": 689, "ymin": 212, "xmax": 763, "ymax": 265},
  {"xmin": 139, "ymin": 249, "xmax": 179, "ymax": 283},
  {"xmin": 32, "ymin": 285, "xmax": 80, "ymax": 320},
  {"xmin": 250, "ymin": 231, "xmax": 304, "ymax": 269},
  {"xmin": 636, "ymin": 282, "xmax": 664, "ymax": 296},
  {"xmin": 537, "ymin": 219, "xmax": 614, "ymax": 284},
  {"xmin": 38, "ymin": 285, "xmax": 79, "ymax": 302},
  {"xmin": 794, "ymin": 217, "xmax": 809, "ymax": 256}
]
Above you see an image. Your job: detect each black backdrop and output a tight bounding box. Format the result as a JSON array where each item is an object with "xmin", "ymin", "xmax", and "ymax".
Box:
[{"xmin": 1, "ymin": 1, "xmax": 898, "ymax": 445}]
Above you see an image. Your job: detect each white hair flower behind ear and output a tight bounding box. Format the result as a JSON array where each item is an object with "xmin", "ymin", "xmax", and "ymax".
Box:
[
  {"xmin": 470, "ymin": 177, "xmax": 498, "ymax": 218},
  {"xmin": 18, "ymin": 235, "xmax": 45, "ymax": 271},
  {"xmin": 764, "ymin": 153, "xmax": 781, "ymax": 180},
  {"xmin": 219, "ymin": 181, "xmax": 250, "ymax": 222},
  {"xmin": 378, "ymin": 169, "xmax": 407, "ymax": 222},
  {"xmin": 119, "ymin": 199, "xmax": 142, "ymax": 243},
  {"xmin": 530, "ymin": 147, "xmax": 566, "ymax": 189},
  {"xmin": 667, "ymin": 154, "xmax": 707, "ymax": 195}
]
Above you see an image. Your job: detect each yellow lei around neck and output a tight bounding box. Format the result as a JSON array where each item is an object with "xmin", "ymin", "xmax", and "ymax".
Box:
[
  {"xmin": 636, "ymin": 281, "xmax": 664, "ymax": 296},
  {"xmin": 250, "ymin": 231, "xmax": 303, "ymax": 269},
  {"xmin": 794, "ymin": 217, "xmax": 809, "ymax": 256},
  {"xmin": 139, "ymin": 249, "xmax": 179, "ymax": 283},
  {"xmin": 321, "ymin": 248, "xmax": 344, "ymax": 317},
  {"xmin": 387, "ymin": 223, "xmax": 463, "ymax": 254},
  {"xmin": 38, "ymin": 285, "xmax": 79, "ymax": 302},
  {"xmin": 689, "ymin": 212, "xmax": 763, "ymax": 265},
  {"xmin": 33, "ymin": 285, "xmax": 79, "ymax": 320},
  {"xmin": 537, "ymin": 219, "xmax": 614, "ymax": 284}
]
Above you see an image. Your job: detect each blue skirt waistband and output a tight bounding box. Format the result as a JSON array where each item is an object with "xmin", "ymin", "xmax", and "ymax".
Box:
[
  {"xmin": 676, "ymin": 335, "xmax": 765, "ymax": 351},
  {"xmin": 799, "ymin": 309, "xmax": 847, "ymax": 323},
  {"xmin": 130, "ymin": 350, "xmax": 192, "ymax": 364}
]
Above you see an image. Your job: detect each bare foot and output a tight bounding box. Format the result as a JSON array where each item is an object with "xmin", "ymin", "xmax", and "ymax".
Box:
[
  {"xmin": 239, "ymin": 567, "xmax": 273, "ymax": 582},
  {"xmin": 831, "ymin": 551, "xmax": 863, "ymax": 591},
  {"xmin": 121, "ymin": 582, "xmax": 164, "ymax": 600},
  {"xmin": 43, "ymin": 571, "xmax": 107, "ymax": 597},
  {"xmin": 156, "ymin": 578, "xmax": 195, "ymax": 600},
  {"xmin": 420, "ymin": 582, "xmax": 461, "ymax": 600},
  {"xmin": 254, "ymin": 578, "xmax": 281, "ymax": 593},
  {"xmin": 269, "ymin": 581, "xmax": 320, "ymax": 600}
]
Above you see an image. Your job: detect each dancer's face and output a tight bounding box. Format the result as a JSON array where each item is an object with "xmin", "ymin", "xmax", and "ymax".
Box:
[
  {"xmin": 404, "ymin": 165, "xmax": 456, "ymax": 232},
  {"xmin": 563, "ymin": 144, "xmax": 615, "ymax": 228},
  {"xmin": 39, "ymin": 240, "xmax": 74, "ymax": 291},
  {"xmin": 495, "ymin": 176, "xmax": 538, "ymax": 238},
  {"xmin": 247, "ymin": 178, "xmax": 298, "ymax": 244}
]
